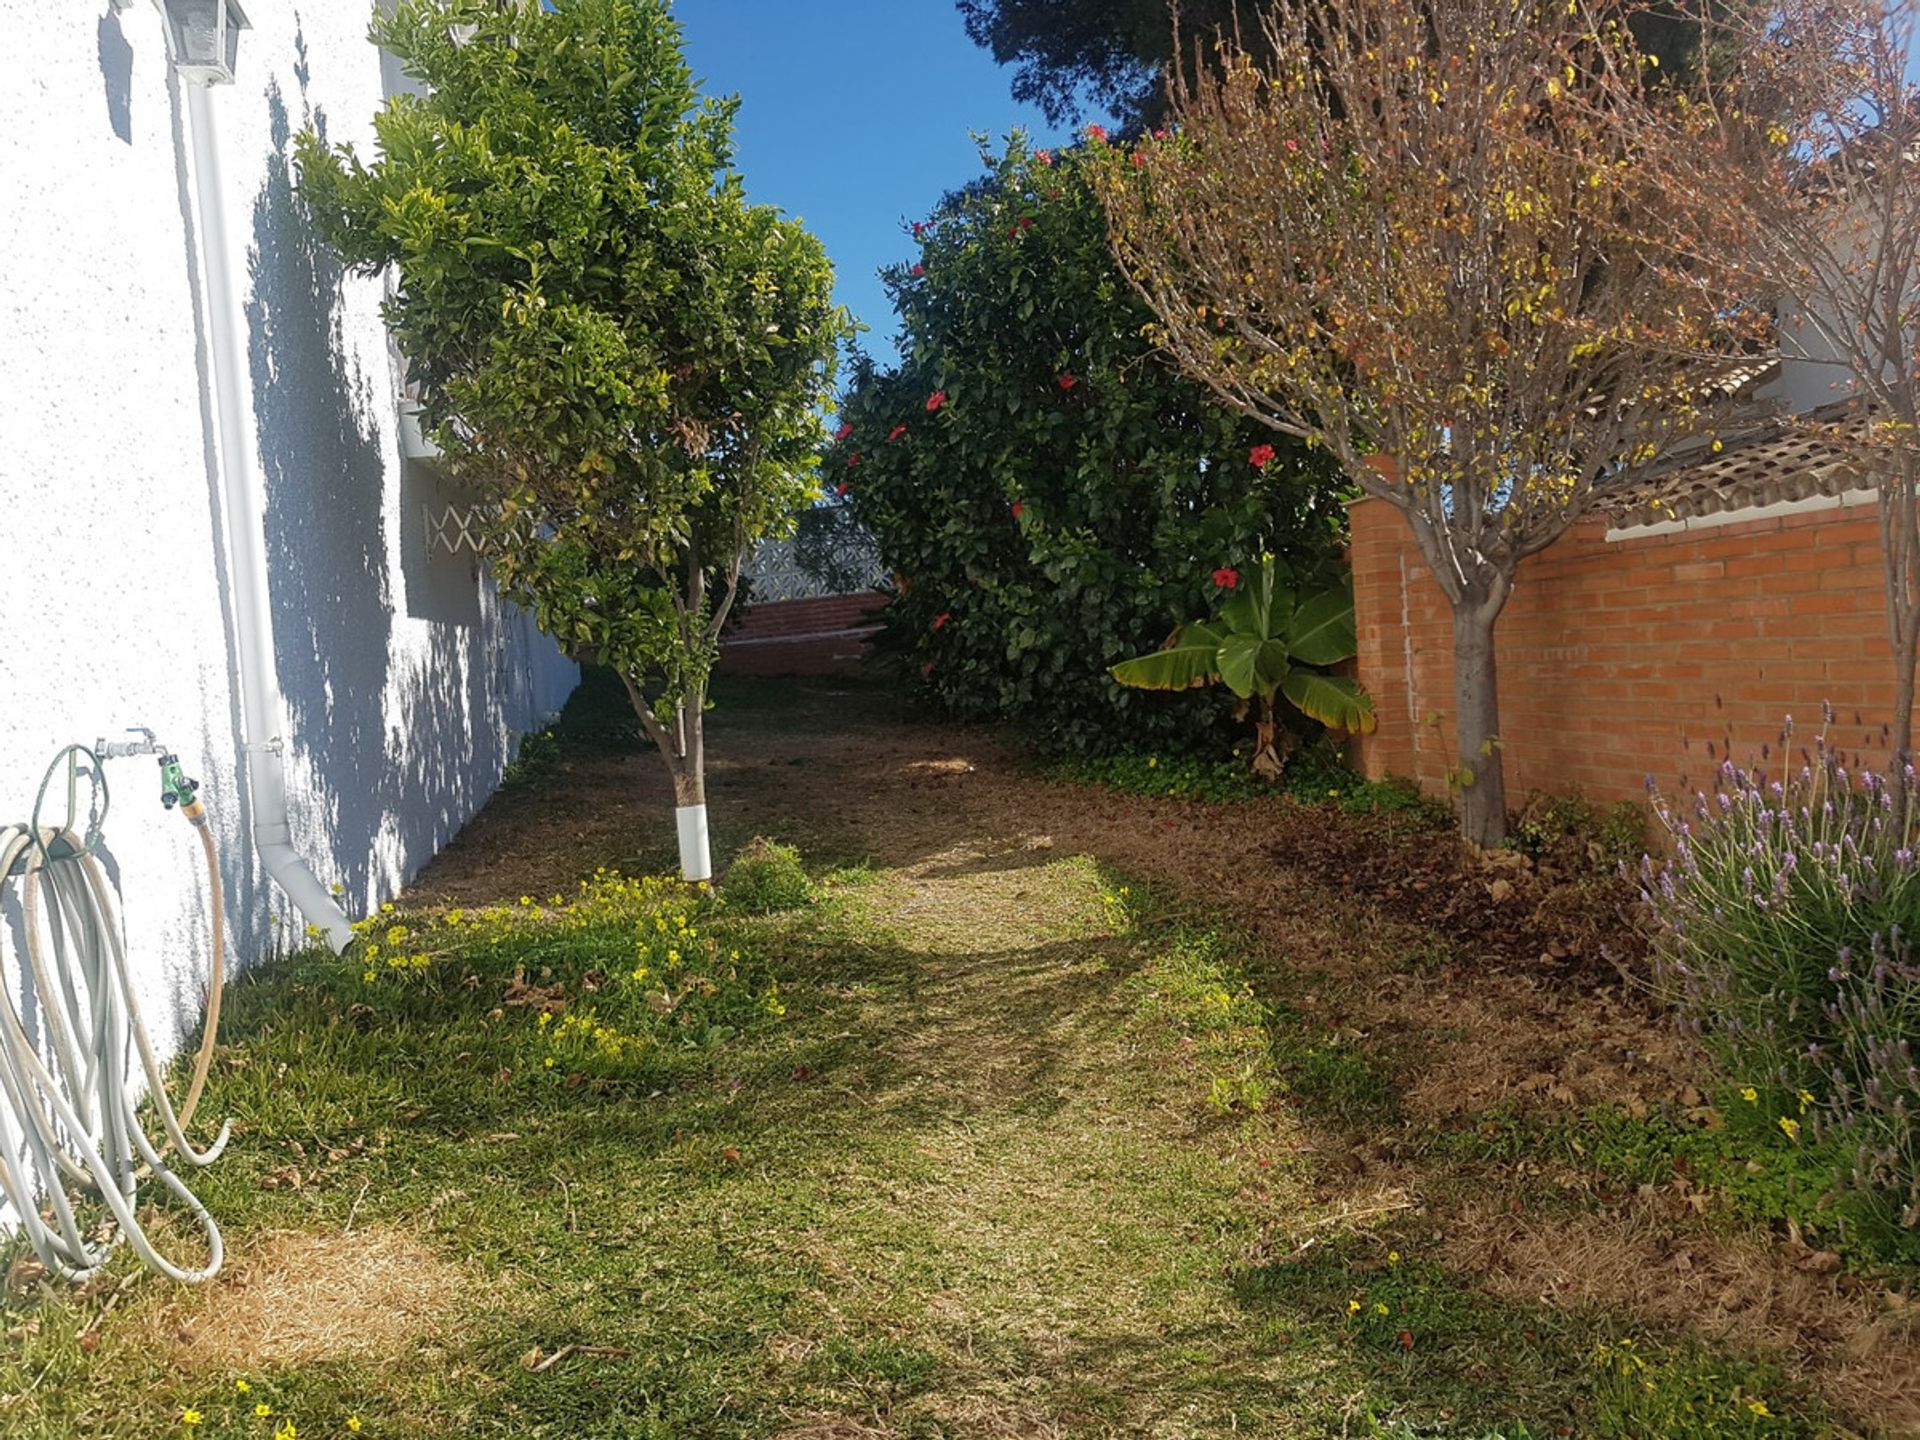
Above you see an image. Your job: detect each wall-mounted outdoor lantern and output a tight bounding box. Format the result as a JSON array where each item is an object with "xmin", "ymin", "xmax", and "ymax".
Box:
[{"xmin": 160, "ymin": 0, "xmax": 250, "ymax": 85}]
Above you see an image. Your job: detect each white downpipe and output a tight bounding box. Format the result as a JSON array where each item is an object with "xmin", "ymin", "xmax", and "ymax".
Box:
[
  {"xmin": 676, "ymin": 805, "xmax": 712, "ymax": 883},
  {"xmin": 183, "ymin": 80, "xmax": 354, "ymax": 954}
]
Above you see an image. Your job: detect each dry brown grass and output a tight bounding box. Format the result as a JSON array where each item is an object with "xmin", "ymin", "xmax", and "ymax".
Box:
[
  {"xmin": 1447, "ymin": 1197, "xmax": 1920, "ymax": 1433},
  {"xmin": 144, "ymin": 1227, "xmax": 468, "ymax": 1372}
]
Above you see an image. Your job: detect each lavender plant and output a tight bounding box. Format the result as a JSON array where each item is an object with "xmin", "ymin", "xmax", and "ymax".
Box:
[{"xmin": 1644, "ymin": 710, "xmax": 1920, "ymax": 1254}]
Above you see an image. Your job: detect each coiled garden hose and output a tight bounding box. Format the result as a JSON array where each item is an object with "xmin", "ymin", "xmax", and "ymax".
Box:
[{"xmin": 0, "ymin": 746, "xmax": 229, "ymax": 1284}]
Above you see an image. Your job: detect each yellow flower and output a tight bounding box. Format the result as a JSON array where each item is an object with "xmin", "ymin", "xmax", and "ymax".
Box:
[
  {"xmin": 181, "ymin": 1411, "xmax": 203, "ymax": 1428},
  {"xmin": 1799, "ymin": 1089, "xmax": 1815, "ymax": 1114},
  {"xmin": 1347, "ymin": 1299, "xmax": 1362, "ymax": 1314},
  {"xmin": 1147, "ymin": 756, "xmax": 1158, "ymax": 768},
  {"xmin": 1740, "ymin": 1087, "xmax": 1758, "ymax": 1104},
  {"xmin": 235, "ymin": 1380, "xmax": 251, "ymax": 1394},
  {"xmin": 1748, "ymin": 1400, "xmax": 1772, "ymax": 1417},
  {"xmin": 361, "ymin": 970, "xmax": 377, "ymax": 984},
  {"xmin": 1388, "ymin": 1250, "xmax": 1401, "ymax": 1264},
  {"xmin": 347, "ymin": 1419, "xmax": 363, "ymax": 1434},
  {"xmin": 1779, "ymin": 1116, "xmax": 1801, "ymax": 1141},
  {"xmin": 275, "ymin": 1423, "xmax": 297, "ymax": 1440},
  {"xmin": 543, "ymin": 1057, "xmax": 555, "ymax": 1069},
  {"xmin": 1374, "ymin": 1302, "xmax": 1390, "ymax": 1316},
  {"xmin": 255, "ymin": 1403, "xmax": 273, "ymax": 1418}
]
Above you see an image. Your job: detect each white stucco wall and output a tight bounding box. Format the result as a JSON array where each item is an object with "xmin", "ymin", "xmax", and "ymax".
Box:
[{"xmin": 0, "ymin": 3, "xmax": 576, "ymax": 1076}]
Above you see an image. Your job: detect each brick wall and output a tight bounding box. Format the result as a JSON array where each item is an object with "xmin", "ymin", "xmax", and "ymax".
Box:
[
  {"xmin": 718, "ymin": 594, "xmax": 886, "ymax": 678},
  {"xmin": 1348, "ymin": 493, "xmax": 1896, "ymax": 806}
]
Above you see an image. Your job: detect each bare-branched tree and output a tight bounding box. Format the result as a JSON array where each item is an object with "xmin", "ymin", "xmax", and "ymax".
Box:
[
  {"xmin": 1094, "ymin": 0, "xmax": 1750, "ymax": 845},
  {"xmin": 1607, "ymin": 0, "xmax": 1920, "ymax": 799}
]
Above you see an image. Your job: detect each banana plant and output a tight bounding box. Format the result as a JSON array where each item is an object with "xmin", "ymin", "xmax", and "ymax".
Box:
[{"xmin": 1110, "ymin": 557, "xmax": 1376, "ymax": 778}]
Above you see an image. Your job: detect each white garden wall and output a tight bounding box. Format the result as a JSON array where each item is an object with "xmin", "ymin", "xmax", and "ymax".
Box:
[{"xmin": 0, "ymin": 4, "xmax": 576, "ymax": 1071}]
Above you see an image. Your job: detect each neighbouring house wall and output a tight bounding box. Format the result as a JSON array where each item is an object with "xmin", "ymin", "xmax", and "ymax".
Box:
[
  {"xmin": 720, "ymin": 595, "xmax": 887, "ymax": 677},
  {"xmin": 0, "ymin": 3, "xmax": 575, "ymax": 1086},
  {"xmin": 1348, "ymin": 493, "xmax": 1896, "ymax": 807}
]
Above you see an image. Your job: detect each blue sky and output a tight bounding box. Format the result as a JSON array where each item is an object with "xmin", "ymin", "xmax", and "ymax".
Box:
[{"xmin": 674, "ymin": 0, "xmax": 1085, "ymax": 361}]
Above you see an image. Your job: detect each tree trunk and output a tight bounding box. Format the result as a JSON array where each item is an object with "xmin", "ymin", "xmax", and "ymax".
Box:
[
  {"xmin": 1891, "ymin": 609, "xmax": 1918, "ymax": 818},
  {"xmin": 671, "ymin": 692, "xmax": 711, "ymax": 882},
  {"xmin": 1451, "ymin": 601, "xmax": 1509, "ymax": 849},
  {"xmin": 617, "ymin": 672, "xmax": 713, "ymax": 882},
  {"xmin": 672, "ymin": 696, "xmax": 707, "ymax": 807},
  {"xmin": 1885, "ymin": 468, "xmax": 1920, "ymax": 820},
  {"xmin": 1249, "ymin": 694, "xmax": 1293, "ymax": 780}
]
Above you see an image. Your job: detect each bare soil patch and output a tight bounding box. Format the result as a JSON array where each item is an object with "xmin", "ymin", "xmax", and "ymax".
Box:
[{"xmin": 145, "ymin": 1227, "xmax": 467, "ymax": 1372}]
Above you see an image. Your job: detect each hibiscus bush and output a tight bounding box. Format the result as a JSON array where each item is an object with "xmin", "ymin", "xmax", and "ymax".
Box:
[{"xmin": 830, "ymin": 137, "xmax": 1345, "ymax": 757}]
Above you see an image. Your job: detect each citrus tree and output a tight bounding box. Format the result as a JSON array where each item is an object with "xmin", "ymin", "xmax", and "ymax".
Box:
[
  {"xmin": 296, "ymin": 0, "xmax": 849, "ymax": 879},
  {"xmin": 1094, "ymin": 0, "xmax": 1750, "ymax": 845},
  {"xmin": 832, "ymin": 137, "xmax": 1346, "ymax": 758},
  {"xmin": 1111, "ymin": 558, "xmax": 1375, "ymax": 777}
]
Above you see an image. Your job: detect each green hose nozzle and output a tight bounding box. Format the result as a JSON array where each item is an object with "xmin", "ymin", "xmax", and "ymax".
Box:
[{"xmin": 158, "ymin": 755, "xmax": 204, "ymax": 821}]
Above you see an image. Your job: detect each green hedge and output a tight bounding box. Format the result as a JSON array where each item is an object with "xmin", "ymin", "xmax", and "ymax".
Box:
[{"xmin": 830, "ymin": 139, "xmax": 1346, "ymax": 756}]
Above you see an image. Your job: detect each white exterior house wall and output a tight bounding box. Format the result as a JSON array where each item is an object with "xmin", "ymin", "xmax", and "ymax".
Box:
[{"xmin": 0, "ymin": 3, "xmax": 575, "ymax": 1078}]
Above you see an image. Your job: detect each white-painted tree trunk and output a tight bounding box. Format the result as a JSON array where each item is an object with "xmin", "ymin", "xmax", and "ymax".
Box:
[{"xmin": 675, "ymin": 803, "xmax": 712, "ymax": 883}]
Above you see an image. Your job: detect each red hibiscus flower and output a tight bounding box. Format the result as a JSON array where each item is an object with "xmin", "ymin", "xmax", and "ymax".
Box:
[
  {"xmin": 834, "ymin": 482, "xmax": 850, "ymax": 498},
  {"xmin": 888, "ymin": 424, "xmax": 907, "ymax": 442},
  {"xmin": 1058, "ymin": 374, "xmax": 1078, "ymax": 391},
  {"xmin": 932, "ymin": 612, "xmax": 951, "ymax": 631},
  {"xmin": 1011, "ymin": 500, "xmax": 1025, "ymax": 519},
  {"xmin": 911, "ymin": 263, "xmax": 926, "ymax": 277},
  {"xmin": 1153, "ymin": 128, "xmax": 1170, "ymax": 140},
  {"xmin": 1131, "ymin": 151, "xmax": 1147, "ymax": 168},
  {"xmin": 1086, "ymin": 124, "xmax": 1108, "ymax": 143},
  {"xmin": 1035, "ymin": 148, "xmax": 1054, "ymax": 166},
  {"xmin": 1249, "ymin": 443, "xmax": 1277, "ymax": 470},
  {"xmin": 1019, "ymin": 215, "xmax": 1034, "ymax": 229},
  {"xmin": 835, "ymin": 422, "xmax": 852, "ymax": 441},
  {"xmin": 926, "ymin": 390, "xmax": 947, "ymax": 413},
  {"xmin": 1285, "ymin": 138, "xmax": 1300, "ymax": 154},
  {"xmin": 912, "ymin": 221, "xmax": 927, "ymax": 238},
  {"xmin": 847, "ymin": 452, "xmax": 862, "ymax": 467},
  {"xmin": 1213, "ymin": 567, "xmax": 1241, "ymax": 590}
]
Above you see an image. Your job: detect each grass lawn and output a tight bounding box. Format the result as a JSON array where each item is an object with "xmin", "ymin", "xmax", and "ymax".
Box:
[{"xmin": 0, "ymin": 674, "xmax": 1906, "ymax": 1437}]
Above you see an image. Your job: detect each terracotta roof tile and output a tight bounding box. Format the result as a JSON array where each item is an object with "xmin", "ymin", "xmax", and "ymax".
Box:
[{"xmin": 1601, "ymin": 402, "xmax": 1878, "ymax": 529}]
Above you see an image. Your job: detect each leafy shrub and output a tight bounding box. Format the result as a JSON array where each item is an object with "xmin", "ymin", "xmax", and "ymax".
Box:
[
  {"xmin": 1059, "ymin": 740, "xmax": 1444, "ymax": 821},
  {"xmin": 1109, "ymin": 556, "xmax": 1373, "ymax": 776},
  {"xmin": 724, "ymin": 838, "xmax": 815, "ymax": 914},
  {"xmin": 1054, "ymin": 752, "xmax": 1273, "ymax": 803},
  {"xmin": 830, "ymin": 137, "xmax": 1346, "ymax": 757},
  {"xmin": 501, "ymin": 727, "xmax": 565, "ymax": 788},
  {"xmin": 1644, "ymin": 715, "xmax": 1920, "ymax": 1256},
  {"xmin": 1512, "ymin": 793, "xmax": 1648, "ymax": 871},
  {"xmin": 1283, "ymin": 742, "xmax": 1446, "ymax": 819}
]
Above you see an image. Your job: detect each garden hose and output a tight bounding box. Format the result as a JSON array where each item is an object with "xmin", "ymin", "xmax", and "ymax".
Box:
[{"xmin": 0, "ymin": 745, "xmax": 229, "ymax": 1284}]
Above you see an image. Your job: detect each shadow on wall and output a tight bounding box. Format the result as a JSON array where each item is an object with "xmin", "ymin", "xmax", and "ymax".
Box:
[
  {"xmin": 247, "ymin": 77, "xmax": 396, "ymax": 910},
  {"xmin": 246, "ymin": 57, "xmax": 528, "ymax": 915},
  {"xmin": 97, "ymin": 7, "xmax": 133, "ymax": 145}
]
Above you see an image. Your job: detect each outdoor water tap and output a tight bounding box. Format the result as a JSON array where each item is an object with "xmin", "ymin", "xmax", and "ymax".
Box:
[{"xmin": 94, "ymin": 726, "xmax": 162, "ymax": 761}]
